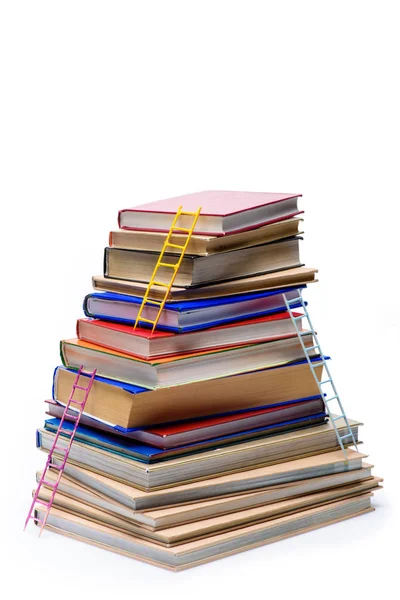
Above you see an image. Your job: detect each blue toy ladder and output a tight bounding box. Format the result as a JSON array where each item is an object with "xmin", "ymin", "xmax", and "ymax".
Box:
[{"xmin": 283, "ymin": 289, "xmax": 358, "ymax": 457}]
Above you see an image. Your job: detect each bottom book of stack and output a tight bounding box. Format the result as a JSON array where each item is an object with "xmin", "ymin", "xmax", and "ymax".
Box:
[{"xmin": 34, "ymin": 442, "xmax": 382, "ymax": 570}]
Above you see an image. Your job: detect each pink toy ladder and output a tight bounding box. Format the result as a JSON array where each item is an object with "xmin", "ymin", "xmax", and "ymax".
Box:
[{"xmin": 24, "ymin": 366, "xmax": 97, "ymax": 535}]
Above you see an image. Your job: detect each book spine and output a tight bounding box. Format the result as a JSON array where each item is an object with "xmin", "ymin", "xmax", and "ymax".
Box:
[
  {"xmin": 82, "ymin": 294, "xmax": 93, "ymax": 318},
  {"xmin": 59, "ymin": 340, "xmax": 68, "ymax": 367},
  {"xmin": 103, "ymin": 247, "xmax": 108, "ymax": 277},
  {"xmin": 51, "ymin": 367, "xmax": 59, "ymax": 400},
  {"xmin": 36, "ymin": 429, "xmax": 42, "ymax": 449},
  {"xmin": 76, "ymin": 319, "xmax": 81, "ymax": 339}
]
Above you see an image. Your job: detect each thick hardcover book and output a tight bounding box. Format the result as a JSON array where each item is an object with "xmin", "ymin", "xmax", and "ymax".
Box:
[
  {"xmin": 82, "ymin": 286, "xmax": 304, "ymax": 332},
  {"xmin": 46, "ymin": 396, "xmax": 325, "ymax": 447},
  {"xmin": 52, "ymin": 359, "xmax": 324, "ymax": 429},
  {"xmin": 103, "ymin": 238, "xmax": 302, "ymax": 287}
]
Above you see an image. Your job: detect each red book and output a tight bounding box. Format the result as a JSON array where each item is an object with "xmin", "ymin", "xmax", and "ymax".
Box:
[
  {"xmin": 46, "ymin": 397, "xmax": 325, "ymax": 449},
  {"xmin": 137, "ymin": 398, "xmax": 325, "ymax": 448},
  {"xmin": 77, "ymin": 312, "xmax": 302, "ymax": 359},
  {"xmin": 118, "ymin": 190, "xmax": 302, "ymax": 236}
]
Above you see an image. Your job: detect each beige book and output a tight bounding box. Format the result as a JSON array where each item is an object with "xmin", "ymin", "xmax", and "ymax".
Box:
[
  {"xmin": 37, "ymin": 476, "xmax": 382, "ymax": 545},
  {"xmin": 46, "ymin": 447, "xmax": 365, "ymax": 503},
  {"xmin": 35, "ymin": 495, "xmax": 374, "ymax": 570},
  {"xmin": 38, "ymin": 463, "xmax": 376, "ymax": 527},
  {"xmin": 92, "ymin": 266, "xmax": 318, "ymax": 300},
  {"xmin": 109, "ymin": 217, "xmax": 304, "ymax": 256}
]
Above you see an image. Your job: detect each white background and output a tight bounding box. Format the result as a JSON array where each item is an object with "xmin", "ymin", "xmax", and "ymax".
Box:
[{"xmin": 1, "ymin": 1, "xmax": 399, "ymax": 598}]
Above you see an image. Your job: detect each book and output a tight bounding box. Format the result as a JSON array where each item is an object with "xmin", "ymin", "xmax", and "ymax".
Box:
[
  {"xmin": 34, "ymin": 495, "xmax": 373, "ymax": 570},
  {"xmin": 37, "ymin": 463, "xmax": 379, "ymax": 528},
  {"xmin": 42, "ymin": 409, "xmax": 327, "ymax": 462},
  {"xmin": 92, "ymin": 266, "xmax": 318, "ymax": 299},
  {"xmin": 118, "ymin": 399, "xmax": 325, "ymax": 448},
  {"xmin": 104, "ymin": 238, "xmax": 302, "ymax": 287},
  {"xmin": 47, "ymin": 396, "xmax": 325, "ymax": 447},
  {"xmin": 38, "ymin": 417, "xmax": 361, "ymax": 489},
  {"xmin": 82, "ymin": 286, "xmax": 303, "ymax": 333},
  {"xmin": 53, "ymin": 361, "xmax": 324, "ymax": 428},
  {"xmin": 77, "ymin": 312, "xmax": 302, "ymax": 358},
  {"xmin": 36, "ymin": 481, "xmax": 381, "ymax": 546},
  {"xmin": 118, "ymin": 190, "xmax": 302, "ymax": 236},
  {"xmin": 40, "ymin": 448, "xmax": 366, "ymax": 509},
  {"xmin": 60, "ymin": 334, "xmax": 317, "ymax": 389},
  {"xmin": 110, "ymin": 217, "xmax": 304, "ymax": 256}
]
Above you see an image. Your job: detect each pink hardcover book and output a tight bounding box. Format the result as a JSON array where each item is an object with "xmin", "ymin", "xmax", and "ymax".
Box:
[{"xmin": 118, "ymin": 190, "xmax": 302, "ymax": 236}]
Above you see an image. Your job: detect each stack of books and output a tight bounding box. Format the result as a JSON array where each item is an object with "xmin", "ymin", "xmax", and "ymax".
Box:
[{"xmin": 32, "ymin": 191, "xmax": 382, "ymax": 570}]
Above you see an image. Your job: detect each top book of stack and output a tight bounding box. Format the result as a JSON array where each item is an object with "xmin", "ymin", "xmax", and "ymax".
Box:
[{"xmin": 118, "ymin": 190, "xmax": 302, "ymax": 236}]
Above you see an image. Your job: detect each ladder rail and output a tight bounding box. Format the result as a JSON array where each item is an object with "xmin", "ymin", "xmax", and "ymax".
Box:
[
  {"xmin": 283, "ymin": 291, "xmax": 358, "ymax": 457},
  {"xmin": 24, "ymin": 366, "xmax": 97, "ymax": 534},
  {"xmin": 134, "ymin": 206, "xmax": 201, "ymax": 333}
]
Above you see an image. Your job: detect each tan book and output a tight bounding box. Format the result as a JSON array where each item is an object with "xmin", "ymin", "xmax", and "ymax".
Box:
[
  {"xmin": 38, "ymin": 428, "xmax": 362, "ymax": 494},
  {"xmin": 92, "ymin": 266, "xmax": 318, "ymax": 300},
  {"xmin": 38, "ymin": 465, "xmax": 381, "ymax": 531},
  {"xmin": 104, "ymin": 239, "xmax": 302, "ymax": 287},
  {"xmin": 53, "ymin": 360, "xmax": 323, "ymax": 428},
  {"xmin": 35, "ymin": 495, "xmax": 374, "ymax": 570},
  {"xmin": 110, "ymin": 217, "xmax": 304, "ymax": 256},
  {"xmin": 37, "ymin": 480, "xmax": 381, "ymax": 546}
]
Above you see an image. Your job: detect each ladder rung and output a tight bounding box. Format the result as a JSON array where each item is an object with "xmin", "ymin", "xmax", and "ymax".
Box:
[
  {"xmin": 287, "ymin": 296, "xmax": 303, "ymax": 304},
  {"xmin": 311, "ymin": 361, "xmax": 325, "ymax": 368},
  {"xmin": 320, "ymin": 379, "xmax": 332, "ymax": 386},
  {"xmin": 34, "ymin": 499, "xmax": 50, "ymax": 507},
  {"xmin": 68, "ymin": 399, "xmax": 85, "ymax": 406},
  {"xmin": 56, "ymin": 432, "xmax": 72, "ymax": 439},
  {"xmin": 73, "ymin": 385, "xmax": 88, "ymax": 391},
  {"xmin": 42, "ymin": 480, "xmax": 57, "ymax": 487},
  {"xmin": 340, "ymin": 433, "xmax": 354, "ymax": 441},
  {"xmin": 158, "ymin": 262, "xmax": 178, "ymax": 269},
  {"xmin": 179, "ymin": 211, "xmax": 199, "ymax": 216},
  {"xmin": 326, "ymin": 395, "xmax": 339, "ymax": 402},
  {"xmin": 166, "ymin": 243, "xmax": 185, "ymax": 249},
  {"xmin": 29, "ymin": 515, "xmax": 44, "ymax": 525},
  {"xmin": 152, "ymin": 281, "xmax": 170, "ymax": 287},
  {"xmin": 137, "ymin": 317, "xmax": 156, "ymax": 324},
  {"xmin": 300, "ymin": 330, "xmax": 314, "ymax": 336},
  {"xmin": 53, "ymin": 446, "xmax": 67, "ymax": 454},
  {"xmin": 144, "ymin": 299, "xmax": 163, "ymax": 306},
  {"xmin": 332, "ymin": 415, "xmax": 345, "ymax": 422},
  {"xmin": 293, "ymin": 315, "xmax": 304, "ymax": 321},
  {"xmin": 306, "ymin": 345, "xmax": 320, "ymax": 352},
  {"xmin": 49, "ymin": 463, "xmax": 63, "ymax": 470},
  {"xmin": 63, "ymin": 412, "xmax": 78, "ymax": 420},
  {"xmin": 172, "ymin": 227, "xmax": 191, "ymax": 232}
]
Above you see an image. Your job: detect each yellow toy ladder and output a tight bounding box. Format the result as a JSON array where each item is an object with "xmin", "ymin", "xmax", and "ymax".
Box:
[{"xmin": 134, "ymin": 206, "xmax": 201, "ymax": 333}]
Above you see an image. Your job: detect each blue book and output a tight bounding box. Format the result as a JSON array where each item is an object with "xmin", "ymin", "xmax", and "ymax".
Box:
[
  {"xmin": 83, "ymin": 286, "xmax": 305, "ymax": 332},
  {"xmin": 40, "ymin": 410, "xmax": 327, "ymax": 464}
]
